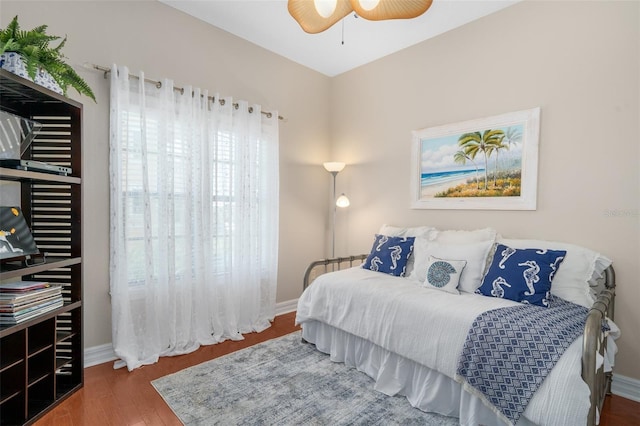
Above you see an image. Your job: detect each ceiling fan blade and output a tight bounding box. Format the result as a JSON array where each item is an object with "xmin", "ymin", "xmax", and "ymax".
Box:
[{"xmin": 350, "ymin": 0, "xmax": 433, "ymax": 21}]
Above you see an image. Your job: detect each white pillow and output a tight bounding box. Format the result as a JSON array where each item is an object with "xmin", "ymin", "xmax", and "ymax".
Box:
[
  {"xmin": 408, "ymin": 237, "xmax": 432, "ymax": 282},
  {"xmin": 378, "ymin": 224, "xmax": 435, "ymax": 238},
  {"xmin": 411, "ymin": 240, "xmax": 494, "ymax": 293},
  {"xmin": 429, "ymin": 227, "xmax": 497, "ymax": 244},
  {"xmin": 498, "ymin": 238, "xmax": 612, "ymax": 308},
  {"xmin": 422, "ymin": 256, "xmax": 466, "ymax": 294}
]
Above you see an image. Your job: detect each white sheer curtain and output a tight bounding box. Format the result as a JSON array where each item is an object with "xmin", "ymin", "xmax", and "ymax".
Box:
[{"xmin": 109, "ymin": 65, "xmax": 279, "ymax": 371}]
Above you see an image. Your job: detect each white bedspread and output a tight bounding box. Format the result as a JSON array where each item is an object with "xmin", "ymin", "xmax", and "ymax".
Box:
[{"xmin": 295, "ymin": 267, "xmax": 596, "ymax": 426}]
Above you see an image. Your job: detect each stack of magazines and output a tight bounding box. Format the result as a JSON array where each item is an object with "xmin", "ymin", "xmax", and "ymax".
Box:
[{"xmin": 0, "ymin": 281, "xmax": 63, "ymax": 325}]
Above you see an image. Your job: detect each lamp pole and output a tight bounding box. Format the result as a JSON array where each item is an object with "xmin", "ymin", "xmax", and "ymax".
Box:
[
  {"xmin": 330, "ymin": 170, "xmax": 338, "ymax": 258},
  {"xmin": 323, "ymin": 162, "xmax": 346, "ymax": 258}
]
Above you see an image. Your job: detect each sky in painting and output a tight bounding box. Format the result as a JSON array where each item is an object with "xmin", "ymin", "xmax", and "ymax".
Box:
[{"xmin": 420, "ymin": 124, "xmax": 524, "ymax": 173}]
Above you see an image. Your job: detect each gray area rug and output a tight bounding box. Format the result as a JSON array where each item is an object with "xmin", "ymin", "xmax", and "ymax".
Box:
[{"xmin": 151, "ymin": 331, "xmax": 458, "ymax": 425}]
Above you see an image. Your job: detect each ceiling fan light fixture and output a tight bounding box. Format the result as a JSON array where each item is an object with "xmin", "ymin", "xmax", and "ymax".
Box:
[
  {"xmin": 357, "ymin": 0, "xmax": 381, "ymax": 11},
  {"xmin": 350, "ymin": 0, "xmax": 433, "ymax": 21},
  {"xmin": 314, "ymin": 0, "xmax": 338, "ymax": 18},
  {"xmin": 288, "ymin": 0, "xmax": 353, "ymax": 34}
]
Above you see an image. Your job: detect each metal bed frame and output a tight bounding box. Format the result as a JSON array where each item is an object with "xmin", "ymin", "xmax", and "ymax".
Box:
[
  {"xmin": 583, "ymin": 266, "xmax": 616, "ymax": 425},
  {"xmin": 302, "ymin": 256, "xmax": 616, "ymax": 426}
]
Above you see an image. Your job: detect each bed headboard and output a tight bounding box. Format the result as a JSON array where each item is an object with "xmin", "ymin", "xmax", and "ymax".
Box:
[{"xmin": 303, "ymin": 254, "xmax": 367, "ymax": 290}]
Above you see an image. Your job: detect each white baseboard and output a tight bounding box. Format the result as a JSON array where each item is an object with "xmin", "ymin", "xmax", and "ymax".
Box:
[
  {"xmin": 275, "ymin": 297, "xmax": 298, "ymax": 315},
  {"xmin": 612, "ymin": 373, "xmax": 640, "ymax": 402},
  {"xmin": 84, "ymin": 342, "xmax": 117, "ymax": 368},
  {"xmin": 83, "ymin": 298, "xmax": 300, "ymax": 368}
]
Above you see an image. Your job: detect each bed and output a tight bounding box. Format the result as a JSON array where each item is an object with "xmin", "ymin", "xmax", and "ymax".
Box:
[{"xmin": 296, "ymin": 226, "xmax": 618, "ymax": 426}]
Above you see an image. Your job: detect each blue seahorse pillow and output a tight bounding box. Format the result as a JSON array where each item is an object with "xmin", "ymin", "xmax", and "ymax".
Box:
[
  {"xmin": 362, "ymin": 234, "xmax": 415, "ymax": 277},
  {"xmin": 477, "ymin": 244, "xmax": 567, "ymax": 307},
  {"xmin": 422, "ymin": 256, "xmax": 467, "ymax": 294}
]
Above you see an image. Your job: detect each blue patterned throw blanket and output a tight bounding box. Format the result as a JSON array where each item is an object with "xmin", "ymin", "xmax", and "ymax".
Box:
[{"xmin": 455, "ymin": 296, "xmax": 588, "ymax": 425}]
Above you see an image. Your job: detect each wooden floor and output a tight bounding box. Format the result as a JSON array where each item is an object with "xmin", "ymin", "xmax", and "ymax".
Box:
[{"xmin": 34, "ymin": 311, "xmax": 639, "ymax": 426}]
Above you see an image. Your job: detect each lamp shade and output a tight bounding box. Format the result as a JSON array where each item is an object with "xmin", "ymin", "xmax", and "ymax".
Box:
[
  {"xmin": 336, "ymin": 193, "xmax": 350, "ymax": 208},
  {"xmin": 323, "ymin": 162, "xmax": 346, "ymax": 173}
]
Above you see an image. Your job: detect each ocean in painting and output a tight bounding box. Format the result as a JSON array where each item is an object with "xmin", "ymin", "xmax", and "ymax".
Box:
[{"xmin": 421, "ymin": 169, "xmax": 483, "ymax": 188}]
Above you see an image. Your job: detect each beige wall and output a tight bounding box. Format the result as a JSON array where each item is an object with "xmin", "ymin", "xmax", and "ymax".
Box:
[
  {"xmin": 330, "ymin": 1, "xmax": 639, "ymax": 380},
  {"xmin": 1, "ymin": 1, "xmax": 332, "ymax": 348},
  {"xmin": 2, "ymin": 0, "xmax": 638, "ymax": 385}
]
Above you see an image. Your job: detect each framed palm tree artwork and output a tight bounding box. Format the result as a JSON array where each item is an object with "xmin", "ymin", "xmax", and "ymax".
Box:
[{"xmin": 411, "ymin": 107, "xmax": 540, "ymax": 210}]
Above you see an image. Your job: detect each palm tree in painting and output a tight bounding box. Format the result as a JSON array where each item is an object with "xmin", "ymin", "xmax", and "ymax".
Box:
[
  {"xmin": 458, "ymin": 129, "xmax": 505, "ymax": 190},
  {"xmin": 503, "ymin": 126, "xmax": 522, "ymax": 149},
  {"xmin": 486, "ymin": 135, "xmax": 508, "ymax": 186},
  {"xmin": 503, "ymin": 126, "xmax": 522, "ymax": 166},
  {"xmin": 454, "ymin": 150, "xmax": 480, "ymax": 189}
]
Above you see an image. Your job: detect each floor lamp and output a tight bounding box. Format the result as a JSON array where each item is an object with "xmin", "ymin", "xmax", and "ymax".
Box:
[{"xmin": 324, "ymin": 162, "xmax": 350, "ymax": 258}]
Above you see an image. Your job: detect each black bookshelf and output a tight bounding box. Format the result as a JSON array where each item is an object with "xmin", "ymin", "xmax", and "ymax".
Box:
[{"xmin": 0, "ymin": 69, "xmax": 83, "ymax": 425}]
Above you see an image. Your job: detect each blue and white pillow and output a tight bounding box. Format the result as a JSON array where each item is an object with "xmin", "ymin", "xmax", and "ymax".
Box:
[
  {"xmin": 363, "ymin": 234, "xmax": 415, "ymax": 277},
  {"xmin": 476, "ymin": 244, "xmax": 566, "ymax": 307},
  {"xmin": 423, "ymin": 256, "xmax": 467, "ymax": 294}
]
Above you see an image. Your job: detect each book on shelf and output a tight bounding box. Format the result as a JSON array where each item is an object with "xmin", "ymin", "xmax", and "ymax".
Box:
[
  {"xmin": 0, "ymin": 281, "xmax": 64, "ymax": 325},
  {"xmin": 0, "ymin": 298, "xmax": 63, "ymax": 324},
  {"xmin": 0, "ymin": 280, "xmax": 51, "ymax": 292},
  {"xmin": 0, "ymin": 284, "xmax": 61, "ymax": 304},
  {"xmin": 0, "ymin": 292, "xmax": 62, "ymax": 312},
  {"xmin": 0, "ymin": 296, "xmax": 64, "ymax": 317}
]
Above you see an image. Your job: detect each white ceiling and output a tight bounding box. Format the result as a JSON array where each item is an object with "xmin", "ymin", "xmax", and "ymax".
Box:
[{"xmin": 159, "ymin": 0, "xmax": 520, "ymax": 77}]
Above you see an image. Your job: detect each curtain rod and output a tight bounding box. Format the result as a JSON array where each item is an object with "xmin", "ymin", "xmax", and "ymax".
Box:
[{"xmin": 84, "ymin": 63, "xmax": 285, "ymax": 121}]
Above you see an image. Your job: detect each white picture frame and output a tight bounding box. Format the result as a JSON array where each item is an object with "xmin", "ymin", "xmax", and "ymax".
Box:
[{"xmin": 411, "ymin": 107, "xmax": 540, "ymax": 210}]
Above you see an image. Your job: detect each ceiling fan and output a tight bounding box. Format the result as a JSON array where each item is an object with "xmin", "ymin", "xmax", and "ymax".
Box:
[{"xmin": 288, "ymin": 0, "xmax": 434, "ymax": 34}]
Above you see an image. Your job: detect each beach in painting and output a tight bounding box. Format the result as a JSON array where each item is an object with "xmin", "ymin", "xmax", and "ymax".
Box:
[{"xmin": 420, "ymin": 169, "xmax": 480, "ymax": 197}]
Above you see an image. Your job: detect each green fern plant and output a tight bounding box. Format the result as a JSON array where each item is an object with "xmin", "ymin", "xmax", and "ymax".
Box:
[{"xmin": 0, "ymin": 16, "xmax": 96, "ymax": 102}]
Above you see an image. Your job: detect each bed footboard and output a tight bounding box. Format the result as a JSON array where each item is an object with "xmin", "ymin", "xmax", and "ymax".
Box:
[{"xmin": 583, "ymin": 265, "xmax": 616, "ymax": 426}]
